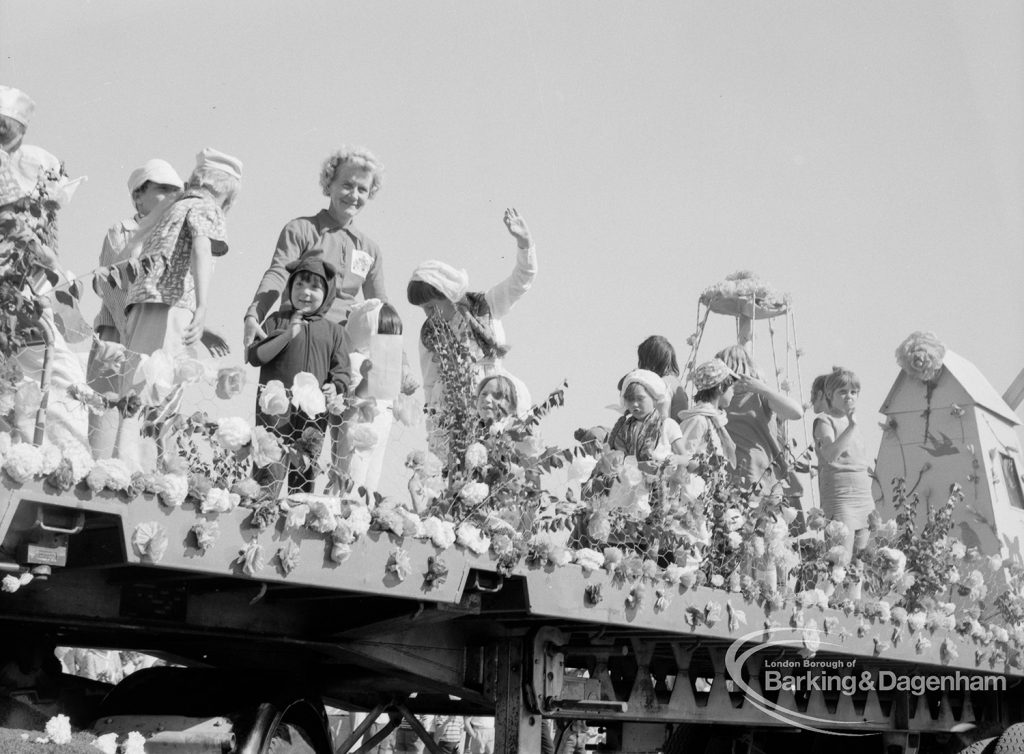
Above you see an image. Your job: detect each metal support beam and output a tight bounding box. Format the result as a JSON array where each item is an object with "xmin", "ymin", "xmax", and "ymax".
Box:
[
  {"xmin": 334, "ymin": 703, "xmax": 386, "ymax": 754},
  {"xmin": 535, "ymin": 633, "xmax": 1013, "ymax": 733},
  {"xmin": 494, "ymin": 639, "xmax": 541, "ymax": 754}
]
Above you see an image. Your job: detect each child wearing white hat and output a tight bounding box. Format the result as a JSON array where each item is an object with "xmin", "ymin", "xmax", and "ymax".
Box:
[
  {"xmin": 124, "ymin": 147, "xmax": 242, "ymax": 358},
  {"xmin": 406, "ymin": 209, "xmax": 538, "ymax": 457},
  {"xmin": 0, "ymin": 85, "xmax": 89, "ymax": 449},
  {"xmin": 85, "ymin": 159, "xmax": 183, "ymax": 459},
  {"xmin": 0, "ymin": 84, "xmax": 34, "ymax": 157}
]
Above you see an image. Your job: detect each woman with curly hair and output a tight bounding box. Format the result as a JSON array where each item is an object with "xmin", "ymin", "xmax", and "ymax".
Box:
[{"xmin": 243, "ymin": 146, "xmax": 387, "ymax": 347}]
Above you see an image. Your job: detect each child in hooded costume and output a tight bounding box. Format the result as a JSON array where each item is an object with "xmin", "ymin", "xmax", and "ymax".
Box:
[{"xmin": 247, "ymin": 256, "xmax": 351, "ymax": 493}]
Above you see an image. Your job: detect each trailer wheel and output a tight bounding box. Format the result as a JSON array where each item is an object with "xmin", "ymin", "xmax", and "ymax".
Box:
[
  {"xmin": 994, "ymin": 724, "xmax": 1024, "ymax": 754},
  {"xmin": 265, "ymin": 721, "xmax": 320, "ymax": 754},
  {"xmin": 958, "ymin": 739, "xmax": 998, "ymax": 754}
]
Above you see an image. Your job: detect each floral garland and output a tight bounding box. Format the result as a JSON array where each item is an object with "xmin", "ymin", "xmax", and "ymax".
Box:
[{"xmin": 2, "ymin": 426, "xmax": 1024, "ymax": 668}]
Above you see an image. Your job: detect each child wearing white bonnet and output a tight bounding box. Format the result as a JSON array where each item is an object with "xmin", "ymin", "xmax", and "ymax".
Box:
[
  {"xmin": 607, "ymin": 369, "xmax": 687, "ymax": 465},
  {"xmin": 407, "ymin": 209, "xmax": 538, "ymax": 456}
]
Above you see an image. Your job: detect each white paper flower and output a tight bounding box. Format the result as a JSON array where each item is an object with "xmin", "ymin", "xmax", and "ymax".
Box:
[
  {"xmin": 237, "ymin": 541, "xmax": 264, "ymax": 577},
  {"xmin": 132, "ymin": 522, "xmax": 168, "ymax": 562},
  {"xmin": 456, "ymin": 521, "xmax": 491, "ymax": 555},
  {"xmin": 679, "ymin": 472, "xmax": 706, "ymax": 503},
  {"xmin": 259, "ymin": 380, "xmax": 290, "ymax": 416},
  {"xmin": 291, "ymin": 372, "xmax": 326, "ymax": 417},
  {"xmin": 191, "ymin": 520, "xmax": 220, "ymax": 551},
  {"xmin": 420, "ymin": 516, "xmax": 456, "ymax": 549},
  {"xmin": 92, "ymin": 732, "xmax": 118, "ymax": 754},
  {"xmin": 3, "ymin": 443, "xmax": 42, "ymax": 484},
  {"xmin": 345, "ymin": 503, "xmax": 372, "ymax": 538},
  {"xmin": 566, "ymin": 455, "xmax": 598, "ymax": 484},
  {"xmin": 123, "ymin": 731, "xmax": 147, "ymax": 754},
  {"xmin": 1, "ymin": 574, "xmax": 21, "ymax": 592},
  {"xmin": 215, "ymin": 416, "xmax": 252, "ymax": 453},
  {"xmin": 349, "ymin": 423, "xmax": 379, "ymax": 451},
  {"xmin": 895, "ymin": 331, "xmax": 946, "ymax": 383},
  {"xmin": 250, "ymin": 426, "xmax": 283, "ymax": 467},
  {"xmin": 330, "ymin": 541, "xmax": 352, "ymax": 563},
  {"xmin": 135, "ymin": 349, "xmax": 177, "ymax": 406},
  {"xmin": 155, "ymin": 473, "xmax": 188, "ymax": 508},
  {"xmin": 877, "ymin": 547, "xmax": 907, "ymax": 578},
  {"xmin": 88, "ymin": 458, "xmax": 133, "ymax": 492},
  {"xmin": 400, "ymin": 507, "xmax": 424, "ymax": 538},
  {"xmin": 57, "ymin": 439, "xmax": 94, "ymax": 482},
  {"xmin": 465, "ymin": 442, "xmax": 488, "ymax": 469},
  {"xmin": 284, "ymin": 503, "xmax": 310, "ymax": 530},
  {"xmin": 44, "ymin": 714, "xmax": 72, "ymax": 745},
  {"xmin": 907, "ymin": 611, "xmax": 927, "ymax": 632},
  {"xmin": 174, "ymin": 357, "xmax": 210, "ymax": 385},
  {"xmin": 306, "ymin": 498, "xmax": 340, "ymax": 533},
  {"xmin": 387, "ymin": 546, "xmax": 412, "ymax": 581},
  {"xmin": 574, "ymin": 548, "xmax": 606, "ymax": 574},
  {"xmin": 39, "ymin": 444, "xmax": 63, "ymax": 475},
  {"xmin": 202, "ymin": 487, "xmax": 239, "ymax": 514},
  {"xmin": 459, "ymin": 482, "xmax": 490, "ymax": 506}
]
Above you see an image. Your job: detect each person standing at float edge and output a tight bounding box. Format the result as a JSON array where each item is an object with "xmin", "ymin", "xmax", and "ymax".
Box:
[
  {"xmin": 242, "ymin": 146, "xmax": 387, "ymax": 346},
  {"xmin": 87, "ymin": 159, "xmax": 183, "ymax": 459}
]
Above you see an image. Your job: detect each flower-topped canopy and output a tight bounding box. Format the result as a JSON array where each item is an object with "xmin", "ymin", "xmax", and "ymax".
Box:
[
  {"xmin": 895, "ymin": 331, "xmax": 946, "ymax": 384},
  {"xmin": 699, "ymin": 270, "xmax": 791, "ymax": 320}
]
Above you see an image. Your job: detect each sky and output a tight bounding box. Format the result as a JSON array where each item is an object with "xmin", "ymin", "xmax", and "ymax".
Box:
[{"xmin": 2, "ymin": 1, "xmax": 1022, "ymax": 492}]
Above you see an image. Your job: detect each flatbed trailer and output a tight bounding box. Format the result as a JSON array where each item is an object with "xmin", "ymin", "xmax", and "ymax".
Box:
[{"xmin": 0, "ymin": 479, "xmax": 1020, "ymax": 754}]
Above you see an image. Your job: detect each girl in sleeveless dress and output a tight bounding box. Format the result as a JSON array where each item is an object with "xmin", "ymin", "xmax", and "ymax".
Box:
[{"xmin": 813, "ymin": 367, "xmax": 874, "ymax": 558}]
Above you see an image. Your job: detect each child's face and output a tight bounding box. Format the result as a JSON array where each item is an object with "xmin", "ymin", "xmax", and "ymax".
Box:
[
  {"xmin": 623, "ymin": 383, "xmax": 655, "ymax": 419},
  {"xmin": 422, "ymin": 297, "xmax": 456, "ymax": 319},
  {"xmin": 137, "ymin": 182, "xmax": 180, "ymax": 216},
  {"xmin": 828, "ymin": 385, "xmax": 859, "ymax": 414},
  {"xmin": 290, "ymin": 271, "xmax": 326, "ymax": 314},
  {"xmin": 718, "ymin": 383, "xmax": 736, "ymax": 408},
  {"xmin": 477, "ymin": 380, "xmax": 512, "ymax": 421},
  {"xmin": 328, "ymin": 163, "xmax": 374, "ymax": 225}
]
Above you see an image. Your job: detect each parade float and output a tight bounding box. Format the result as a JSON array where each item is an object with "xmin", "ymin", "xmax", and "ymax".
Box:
[{"xmin": 0, "ymin": 183, "xmax": 1023, "ymax": 753}]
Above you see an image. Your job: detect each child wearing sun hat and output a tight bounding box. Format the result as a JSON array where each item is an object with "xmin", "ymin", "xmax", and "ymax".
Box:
[{"xmin": 677, "ymin": 358, "xmax": 739, "ymax": 467}]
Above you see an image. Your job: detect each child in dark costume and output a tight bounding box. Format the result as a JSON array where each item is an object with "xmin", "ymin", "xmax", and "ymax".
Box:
[{"xmin": 247, "ymin": 257, "xmax": 351, "ymax": 493}]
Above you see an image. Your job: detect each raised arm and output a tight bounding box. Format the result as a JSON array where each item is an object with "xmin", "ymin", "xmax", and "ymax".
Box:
[
  {"xmin": 243, "ymin": 221, "xmax": 307, "ymax": 346},
  {"xmin": 737, "ymin": 374, "xmax": 804, "ymax": 421},
  {"xmin": 483, "ymin": 208, "xmax": 538, "ymax": 318}
]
